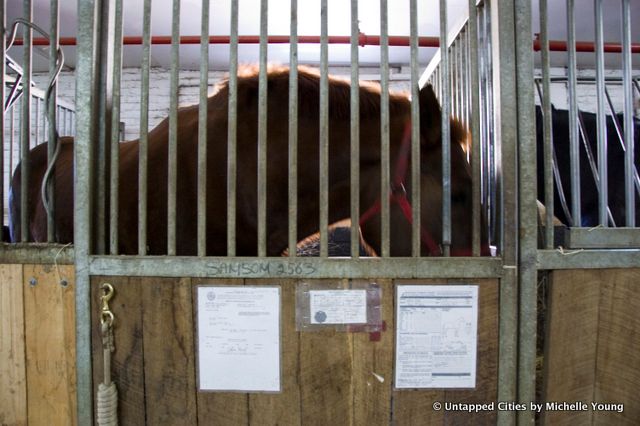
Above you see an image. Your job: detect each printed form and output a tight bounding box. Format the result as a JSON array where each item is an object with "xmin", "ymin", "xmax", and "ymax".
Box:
[
  {"xmin": 395, "ymin": 285, "xmax": 478, "ymax": 389},
  {"xmin": 197, "ymin": 286, "xmax": 280, "ymax": 392},
  {"xmin": 309, "ymin": 289, "xmax": 367, "ymax": 324}
]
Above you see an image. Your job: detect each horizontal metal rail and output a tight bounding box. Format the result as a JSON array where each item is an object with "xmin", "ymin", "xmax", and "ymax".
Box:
[{"xmin": 88, "ymin": 255, "xmax": 505, "ymax": 279}]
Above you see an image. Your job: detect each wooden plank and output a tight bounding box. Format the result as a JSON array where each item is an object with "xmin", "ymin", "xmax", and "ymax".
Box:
[
  {"xmin": 248, "ymin": 279, "xmax": 301, "ymax": 426},
  {"xmin": 0, "ymin": 264, "xmax": 26, "ymax": 426},
  {"xmin": 23, "ymin": 264, "xmax": 76, "ymax": 426},
  {"xmin": 91, "ymin": 276, "xmax": 146, "ymax": 425},
  {"xmin": 141, "ymin": 277, "xmax": 197, "ymax": 425},
  {"xmin": 299, "ymin": 279, "xmax": 354, "ymax": 426},
  {"xmin": 593, "ymin": 268, "xmax": 640, "ymax": 425},
  {"xmin": 391, "ymin": 279, "xmax": 445, "ymax": 426},
  {"xmin": 444, "ymin": 279, "xmax": 498, "ymax": 425},
  {"xmin": 352, "ymin": 279, "xmax": 393, "ymax": 425},
  {"xmin": 542, "ymin": 269, "xmax": 600, "ymax": 426},
  {"xmin": 192, "ymin": 278, "xmax": 250, "ymax": 425}
]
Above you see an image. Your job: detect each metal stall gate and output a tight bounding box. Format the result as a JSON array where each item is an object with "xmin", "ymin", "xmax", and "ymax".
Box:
[{"xmin": 69, "ymin": 0, "xmax": 523, "ymax": 424}]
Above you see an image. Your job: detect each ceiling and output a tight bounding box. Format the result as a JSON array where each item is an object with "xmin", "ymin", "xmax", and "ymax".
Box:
[{"xmin": 6, "ymin": 0, "xmax": 640, "ymax": 73}]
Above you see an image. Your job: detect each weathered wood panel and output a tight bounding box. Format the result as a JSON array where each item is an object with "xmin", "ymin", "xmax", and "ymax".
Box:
[
  {"xmin": 299, "ymin": 279, "xmax": 354, "ymax": 426},
  {"xmin": 91, "ymin": 276, "xmax": 146, "ymax": 426},
  {"xmin": 192, "ymin": 278, "xmax": 249, "ymax": 425},
  {"xmin": 141, "ymin": 277, "xmax": 197, "ymax": 425},
  {"xmin": 0, "ymin": 264, "xmax": 26, "ymax": 426},
  {"xmin": 391, "ymin": 279, "xmax": 499, "ymax": 426},
  {"xmin": 24, "ymin": 264, "xmax": 76, "ymax": 426},
  {"xmin": 248, "ymin": 279, "xmax": 302, "ymax": 426},
  {"xmin": 543, "ymin": 269, "xmax": 640, "ymax": 426},
  {"xmin": 593, "ymin": 269, "xmax": 640, "ymax": 425},
  {"xmin": 352, "ymin": 279, "xmax": 393, "ymax": 426}
]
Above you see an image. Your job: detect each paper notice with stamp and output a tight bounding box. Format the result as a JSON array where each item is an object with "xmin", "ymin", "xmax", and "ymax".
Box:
[
  {"xmin": 395, "ymin": 285, "xmax": 478, "ymax": 389},
  {"xmin": 197, "ymin": 286, "xmax": 280, "ymax": 392},
  {"xmin": 309, "ymin": 289, "xmax": 367, "ymax": 324}
]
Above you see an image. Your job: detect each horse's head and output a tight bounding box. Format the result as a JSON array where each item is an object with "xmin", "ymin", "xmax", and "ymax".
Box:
[{"xmin": 387, "ymin": 84, "xmax": 488, "ymax": 256}]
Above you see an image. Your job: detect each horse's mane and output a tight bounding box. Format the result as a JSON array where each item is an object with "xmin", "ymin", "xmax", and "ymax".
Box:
[{"xmin": 217, "ymin": 64, "xmax": 410, "ymax": 120}]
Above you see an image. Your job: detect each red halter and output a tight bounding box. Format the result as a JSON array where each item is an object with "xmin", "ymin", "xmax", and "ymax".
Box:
[
  {"xmin": 359, "ymin": 121, "xmax": 491, "ymax": 257},
  {"xmin": 359, "ymin": 121, "xmax": 442, "ymax": 256}
]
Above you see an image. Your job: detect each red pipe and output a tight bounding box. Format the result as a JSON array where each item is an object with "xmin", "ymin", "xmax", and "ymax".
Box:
[
  {"xmin": 533, "ymin": 39, "xmax": 640, "ymax": 54},
  {"xmin": 14, "ymin": 35, "xmax": 640, "ymax": 53},
  {"xmin": 13, "ymin": 34, "xmax": 442, "ymax": 47}
]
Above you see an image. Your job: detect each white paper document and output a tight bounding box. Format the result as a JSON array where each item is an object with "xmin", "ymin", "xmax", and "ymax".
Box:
[
  {"xmin": 197, "ymin": 286, "xmax": 280, "ymax": 392},
  {"xmin": 395, "ymin": 285, "xmax": 478, "ymax": 389},
  {"xmin": 309, "ymin": 289, "xmax": 367, "ymax": 324}
]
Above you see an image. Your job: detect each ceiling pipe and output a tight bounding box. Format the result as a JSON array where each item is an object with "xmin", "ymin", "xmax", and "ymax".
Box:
[
  {"xmin": 13, "ymin": 34, "xmax": 442, "ymax": 47},
  {"xmin": 13, "ymin": 34, "xmax": 640, "ymax": 53}
]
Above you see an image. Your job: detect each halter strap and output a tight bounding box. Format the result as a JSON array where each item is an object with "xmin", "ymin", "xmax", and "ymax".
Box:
[{"xmin": 359, "ymin": 121, "xmax": 442, "ymax": 256}]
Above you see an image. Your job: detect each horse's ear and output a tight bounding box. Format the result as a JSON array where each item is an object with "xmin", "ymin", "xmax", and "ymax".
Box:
[{"xmin": 419, "ymin": 83, "xmax": 442, "ymax": 148}]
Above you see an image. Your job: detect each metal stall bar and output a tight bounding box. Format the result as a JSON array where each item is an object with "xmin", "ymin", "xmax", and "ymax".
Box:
[
  {"xmin": 567, "ymin": 0, "xmax": 581, "ymax": 227},
  {"xmin": 490, "ymin": 0, "xmax": 518, "ymax": 422},
  {"xmin": 515, "ymin": 0, "xmax": 538, "ymax": 421},
  {"xmin": 468, "ymin": 0, "xmax": 481, "ymax": 256},
  {"xmin": 197, "ymin": 0, "xmax": 210, "ymax": 256},
  {"xmin": 380, "ymin": 0, "xmax": 391, "ymax": 257},
  {"xmin": 95, "ymin": 0, "xmax": 116, "ymax": 255},
  {"xmin": 409, "ymin": 0, "xmax": 420, "ymax": 257},
  {"xmin": 76, "ymin": 0, "xmax": 100, "ymax": 421},
  {"xmin": 47, "ymin": 0, "xmax": 60, "ymax": 242},
  {"xmin": 20, "ymin": 0, "xmax": 32, "ymax": 242},
  {"xmin": 350, "ymin": 0, "xmax": 360, "ymax": 258},
  {"xmin": 288, "ymin": 0, "xmax": 298, "ymax": 257},
  {"xmin": 622, "ymin": 0, "xmax": 635, "ymax": 226},
  {"xmin": 319, "ymin": 0, "xmax": 329, "ymax": 257},
  {"xmin": 227, "ymin": 0, "xmax": 238, "ymax": 256},
  {"xmin": 440, "ymin": 0, "xmax": 451, "ymax": 257},
  {"xmin": 0, "ymin": 0, "xmax": 4, "ymax": 242},
  {"xmin": 539, "ymin": 0, "xmax": 554, "ymax": 248},
  {"xmin": 109, "ymin": 0, "xmax": 123, "ymax": 254},
  {"xmin": 167, "ymin": 0, "xmax": 180, "ymax": 255},
  {"xmin": 257, "ymin": 0, "xmax": 268, "ymax": 257},
  {"xmin": 594, "ymin": 0, "xmax": 608, "ymax": 226},
  {"xmin": 138, "ymin": 0, "xmax": 152, "ymax": 255}
]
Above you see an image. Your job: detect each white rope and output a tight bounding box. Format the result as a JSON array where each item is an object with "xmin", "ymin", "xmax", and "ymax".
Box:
[{"xmin": 97, "ymin": 382, "xmax": 118, "ymax": 426}]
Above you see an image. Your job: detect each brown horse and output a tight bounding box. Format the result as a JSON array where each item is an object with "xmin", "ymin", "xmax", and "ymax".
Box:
[{"xmin": 10, "ymin": 65, "xmax": 488, "ymax": 256}]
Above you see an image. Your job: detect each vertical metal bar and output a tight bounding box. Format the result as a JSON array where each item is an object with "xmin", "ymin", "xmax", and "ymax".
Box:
[
  {"xmin": 109, "ymin": 0, "xmax": 123, "ymax": 254},
  {"xmin": 468, "ymin": 0, "xmax": 481, "ymax": 256},
  {"xmin": 75, "ymin": 0, "xmax": 99, "ymax": 421},
  {"xmin": 566, "ymin": 0, "xmax": 581, "ymax": 226},
  {"xmin": 95, "ymin": 0, "xmax": 116, "ymax": 255},
  {"xmin": 350, "ymin": 0, "xmax": 360, "ymax": 258},
  {"xmin": 440, "ymin": 0, "xmax": 451, "ymax": 256},
  {"xmin": 515, "ymin": 0, "xmax": 538, "ymax": 422},
  {"xmin": 319, "ymin": 0, "xmax": 329, "ymax": 257},
  {"xmin": 257, "ymin": 0, "xmax": 268, "ymax": 257},
  {"xmin": 288, "ymin": 0, "xmax": 299, "ymax": 257},
  {"xmin": 380, "ymin": 0, "xmax": 391, "ymax": 257},
  {"xmin": 227, "ymin": 0, "xmax": 238, "ymax": 256},
  {"xmin": 20, "ymin": 0, "xmax": 32, "ymax": 242},
  {"xmin": 34, "ymin": 99, "xmax": 39, "ymax": 147},
  {"xmin": 197, "ymin": 0, "xmax": 210, "ymax": 256},
  {"xmin": 167, "ymin": 0, "xmax": 180, "ymax": 255},
  {"xmin": 490, "ymin": 0, "xmax": 518, "ymax": 423},
  {"xmin": 409, "ymin": 0, "xmax": 420, "ymax": 257},
  {"xmin": 539, "ymin": 0, "xmax": 553, "ymax": 248},
  {"xmin": 622, "ymin": 0, "xmax": 635, "ymax": 227},
  {"xmin": 0, "ymin": 0, "xmax": 4, "ymax": 241},
  {"xmin": 138, "ymin": 0, "xmax": 152, "ymax": 255},
  {"xmin": 594, "ymin": 0, "xmax": 608, "ymax": 226}
]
